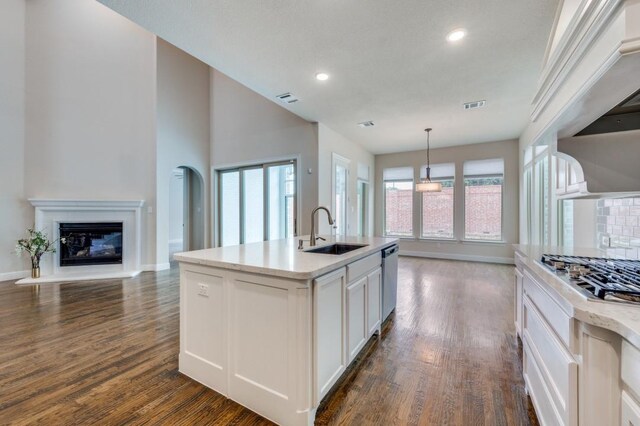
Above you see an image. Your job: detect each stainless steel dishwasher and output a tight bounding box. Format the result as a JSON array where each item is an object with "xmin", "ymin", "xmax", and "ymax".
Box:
[{"xmin": 382, "ymin": 244, "xmax": 399, "ymax": 321}]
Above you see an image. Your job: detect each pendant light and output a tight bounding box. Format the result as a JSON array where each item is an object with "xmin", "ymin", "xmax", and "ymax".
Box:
[{"xmin": 416, "ymin": 128, "xmax": 442, "ymax": 192}]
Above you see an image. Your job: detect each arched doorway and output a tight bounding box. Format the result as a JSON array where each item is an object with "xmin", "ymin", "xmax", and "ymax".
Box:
[{"xmin": 168, "ymin": 166, "xmax": 205, "ymax": 263}]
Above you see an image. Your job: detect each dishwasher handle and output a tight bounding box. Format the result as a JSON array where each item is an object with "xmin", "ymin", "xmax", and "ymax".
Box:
[{"xmin": 382, "ymin": 245, "xmax": 399, "ymax": 257}]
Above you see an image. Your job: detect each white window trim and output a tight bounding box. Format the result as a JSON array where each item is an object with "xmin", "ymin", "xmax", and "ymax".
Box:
[
  {"xmin": 419, "ymin": 177, "xmax": 456, "ymax": 241},
  {"xmin": 382, "ymin": 178, "xmax": 414, "ymax": 238},
  {"xmin": 462, "ymin": 162, "xmax": 505, "ymax": 243}
]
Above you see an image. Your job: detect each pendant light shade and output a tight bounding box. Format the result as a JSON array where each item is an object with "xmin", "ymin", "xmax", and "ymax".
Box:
[{"xmin": 416, "ymin": 128, "xmax": 442, "ymax": 192}]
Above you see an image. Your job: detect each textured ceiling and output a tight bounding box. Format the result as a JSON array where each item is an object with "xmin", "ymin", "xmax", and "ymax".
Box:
[{"xmin": 98, "ymin": 0, "xmax": 558, "ymax": 153}]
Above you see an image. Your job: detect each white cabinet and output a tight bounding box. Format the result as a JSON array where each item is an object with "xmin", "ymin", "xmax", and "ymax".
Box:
[
  {"xmin": 514, "ymin": 268, "xmax": 523, "ymax": 338},
  {"xmin": 346, "ymin": 276, "xmax": 367, "ymax": 362},
  {"xmin": 345, "ymin": 253, "xmax": 382, "ymax": 363},
  {"xmin": 521, "ymin": 269, "xmax": 578, "ymax": 426},
  {"xmin": 366, "ymin": 268, "xmax": 381, "ymax": 336},
  {"xmin": 622, "ymin": 391, "xmax": 640, "ymax": 426},
  {"xmin": 313, "ymin": 268, "xmax": 347, "ymax": 403},
  {"xmin": 622, "ymin": 340, "xmax": 640, "ymax": 426}
]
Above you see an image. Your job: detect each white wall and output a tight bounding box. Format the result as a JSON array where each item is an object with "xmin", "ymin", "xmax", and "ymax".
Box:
[
  {"xmin": 156, "ymin": 39, "xmax": 210, "ymax": 264},
  {"xmin": 210, "ymin": 69, "xmax": 318, "ymax": 240},
  {"xmin": 573, "ymin": 199, "xmax": 597, "ymax": 248},
  {"xmin": 0, "ymin": 0, "xmax": 31, "ymax": 279},
  {"xmin": 375, "ymin": 139, "xmax": 519, "ymax": 263},
  {"xmin": 317, "ymin": 124, "xmax": 375, "ymax": 236},
  {"xmin": 23, "ymin": 0, "xmax": 158, "ymax": 266}
]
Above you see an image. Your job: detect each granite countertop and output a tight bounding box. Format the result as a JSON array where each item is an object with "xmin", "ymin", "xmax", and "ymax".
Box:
[
  {"xmin": 514, "ymin": 244, "xmax": 640, "ymax": 348},
  {"xmin": 174, "ymin": 236, "xmax": 398, "ymax": 280}
]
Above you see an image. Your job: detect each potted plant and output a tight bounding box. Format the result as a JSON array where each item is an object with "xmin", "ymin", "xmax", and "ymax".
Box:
[{"xmin": 15, "ymin": 228, "xmax": 63, "ymax": 279}]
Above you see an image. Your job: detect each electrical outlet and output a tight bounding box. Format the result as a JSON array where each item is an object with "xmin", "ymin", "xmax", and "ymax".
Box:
[
  {"xmin": 602, "ymin": 236, "xmax": 611, "ymax": 247},
  {"xmin": 198, "ymin": 283, "xmax": 209, "ymax": 297}
]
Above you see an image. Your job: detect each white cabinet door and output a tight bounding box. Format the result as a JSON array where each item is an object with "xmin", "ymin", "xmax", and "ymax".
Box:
[
  {"xmin": 622, "ymin": 391, "xmax": 640, "ymax": 426},
  {"xmin": 515, "ymin": 268, "xmax": 523, "ymax": 338},
  {"xmin": 346, "ymin": 276, "xmax": 367, "ymax": 363},
  {"xmin": 366, "ymin": 267, "xmax": 381, "ymax": 337},
  {"xmin": 313, "ymin": 268, "xmax": 347, "ymax": 404},
  {"xmin": 180, "ymin": 269, "xmax": 227, "ymax": 392}
]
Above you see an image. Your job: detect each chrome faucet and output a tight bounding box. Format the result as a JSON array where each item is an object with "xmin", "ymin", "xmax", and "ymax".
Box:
[{"xmin": 310, "ymin": 206, "xmax": 334, "ymax": 246}]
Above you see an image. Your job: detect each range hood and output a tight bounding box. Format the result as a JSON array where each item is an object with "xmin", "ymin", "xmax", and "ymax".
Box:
[
  {"xmin": 523, "ymin": 0, "xmax": 640, "ymax": 199},
  {"xmin": 554, "ymin": 89, "xmax": 640, "ymax": 199},
  {"xmin": 575, "ymin": 88, "xmax": 640, "ymax": 136}
]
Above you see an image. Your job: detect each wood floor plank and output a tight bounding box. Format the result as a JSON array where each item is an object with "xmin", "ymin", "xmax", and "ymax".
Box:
[{"xmin": 0, "ymin": 257, "xmax": 537, "ymax": 425}]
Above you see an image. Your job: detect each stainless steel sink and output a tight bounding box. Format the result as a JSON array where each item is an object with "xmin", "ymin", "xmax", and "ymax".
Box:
[{"xmin": 305, "ymin": 243, "xmax": 368, "ymax": 255}]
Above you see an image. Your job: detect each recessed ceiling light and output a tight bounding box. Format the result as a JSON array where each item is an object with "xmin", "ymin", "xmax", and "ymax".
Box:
[
  {"xmin": 446, "ymin": 28, "xmax": 466, "ymax": 42},
  {"xmin": 315, "ymin": 72, "xmax": 329, "ymax": 81}
]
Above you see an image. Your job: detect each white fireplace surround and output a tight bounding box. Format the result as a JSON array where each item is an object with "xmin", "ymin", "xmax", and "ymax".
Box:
[{"xmin": 16, "ymin": 199, "xmax": 144, "ymax": 284}]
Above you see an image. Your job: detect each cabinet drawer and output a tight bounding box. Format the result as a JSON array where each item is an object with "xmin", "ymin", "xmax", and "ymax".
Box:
[
  {"xmin": 622, "ymin": 340, "xmax": 640, "ymax": 400},
  {"xmin": 523, "ymin": 299, "xmax": 577, "ymax": 426},
  {"xmin": 622, "ymin": 391, "xmax": 640, "ymax": 426},
  {"xmin": 523, "ymin": 339, "xmax": 565, "ymax": 426},
  {"xmin": 523, "ymin": 270, "xmax": 573, "ymax": 349},
  {"xmin": 347, "ymin": 252, "xmax": 381, "ymax": 283}
]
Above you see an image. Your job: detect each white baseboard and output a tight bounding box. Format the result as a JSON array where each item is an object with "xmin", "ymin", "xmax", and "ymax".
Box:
[
  {"xmin": 142, "ymin": 263, "xmax": 171, "ymax": 272},
  {"xmin": 0, "ymin": 270, "xmax": 30, "ymax": 283},
  {"xmin": 400, "ymin": 250, "xmax": 514, "ymax": 265}
]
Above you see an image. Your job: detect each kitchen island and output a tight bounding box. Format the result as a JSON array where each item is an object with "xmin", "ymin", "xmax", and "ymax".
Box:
[
  {"xmin": 514, "ymin": 245, "xmax": 640, "ymax": 426},
  {"xmin": 174, "ymin": 236, "xmax": 398, "ymax": 426}
]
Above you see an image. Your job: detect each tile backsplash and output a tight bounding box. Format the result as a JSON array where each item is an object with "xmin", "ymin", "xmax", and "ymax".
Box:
[{"xmin": 597, "ymin": 197, "xmax": 640, "ymax": 259}]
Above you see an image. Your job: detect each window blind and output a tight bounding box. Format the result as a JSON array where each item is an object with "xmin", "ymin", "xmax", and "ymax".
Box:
[
  {"xmin": 463, "ymin": 158, "xmax": 504, "ymax": 178},
  {"xmin": 383, "ymin": 167, "xmax": 413, "ymax": 181},
  {"xmin": 420, "ymin": 163, "xmax": 455, "ymax": 180}
]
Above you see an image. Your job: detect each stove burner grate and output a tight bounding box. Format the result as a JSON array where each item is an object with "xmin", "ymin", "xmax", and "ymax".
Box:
[{"xmin": 541, "ymin": 254, "xmax": 640, "ymax": 303}]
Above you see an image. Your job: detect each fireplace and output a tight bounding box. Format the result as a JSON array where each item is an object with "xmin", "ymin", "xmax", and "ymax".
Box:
[{"xmin": 59, "ymin": 222, "xmax": 123, "ymax": 267}]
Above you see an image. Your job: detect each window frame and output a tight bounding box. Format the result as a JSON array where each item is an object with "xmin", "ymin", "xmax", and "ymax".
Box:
[
  {"xmin": 462, "ymin": 159, "xmax": 505, "ymax": 243},
  {"xmin": 216, "ymin": 159, "xmax": 298, "ymax": 247},
  {"xmin": 382, "ymin": 178, "xmax": 415, "ymax": 238}
]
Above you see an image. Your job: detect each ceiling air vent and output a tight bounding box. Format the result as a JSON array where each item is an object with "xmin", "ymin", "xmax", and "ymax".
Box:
[
  {"xmin": 358, "ymin": 121, "xmax": 375, "ymax": 128},
  {"xmin": 276, "ymin": 92, "xmax": 299, "ymax": 104},
  {"xmin": 463, "ymin": 100, "xmax": 486, "ymax": 110}
]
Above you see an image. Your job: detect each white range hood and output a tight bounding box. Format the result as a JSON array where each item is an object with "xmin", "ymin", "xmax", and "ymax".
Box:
[
  {"xmin": 521, "ymin": 0, "xmax": 640, "ymax": 198},
  {"xmin": 556, "ymin": 128, "xmax": 640, "ymax": 198}
]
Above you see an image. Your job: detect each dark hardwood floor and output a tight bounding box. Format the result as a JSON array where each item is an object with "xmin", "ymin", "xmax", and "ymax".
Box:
[{"xmin": 0, "ymin": 257, "xmax": 538, "ymax": 425}]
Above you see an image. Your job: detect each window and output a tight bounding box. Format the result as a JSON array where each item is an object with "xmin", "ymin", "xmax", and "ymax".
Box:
[
  {"xmin": 463, "ymin": 158, "xmax": 504, "ymax": 241},
  {"xmin": 356, "ymin": 163, "xmax": 370, "ymax": 237},
  {"xmin": 421, "ymin": 163, "xmax": 455, "ymax": 239},
  {"xmin": 332, "ymin": 155, "xmax": 350, "ymax": 236},
  {"xmin": 218, "ymin": 160, "xmax": 296, "ymax": 246},
  {"xmin": 383, "ymin": 167, "xmax": 413, "ymax": 237},
  {"xmin": 357, "ymin": 180, "xmax": 368, "ymax": 237}
]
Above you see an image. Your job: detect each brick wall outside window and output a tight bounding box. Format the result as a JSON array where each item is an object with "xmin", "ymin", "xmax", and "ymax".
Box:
[
  {"xmin": 384, "ymin": 182, "xmax": 413, "ymax": 236},
  {"xmin": 422, "ymin": 185, "xmax": 454, "ymax": 238},
  {"xmin": 464, "ymin": 183, "xmax": 502, "ymax": 240}
]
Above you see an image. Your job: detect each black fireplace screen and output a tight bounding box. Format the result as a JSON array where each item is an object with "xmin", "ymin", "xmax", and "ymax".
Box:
[{"xmin": 59, "ymin": 222, "xmax": 123, "ymax": 266}]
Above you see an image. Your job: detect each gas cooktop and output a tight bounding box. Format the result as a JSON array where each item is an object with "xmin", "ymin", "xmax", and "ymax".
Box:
[{"xmin": 540, "ymin": 254, "xmax": 640, "ymax": 304}]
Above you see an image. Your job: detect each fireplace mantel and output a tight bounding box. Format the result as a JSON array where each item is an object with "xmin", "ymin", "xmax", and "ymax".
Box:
[{"xmin": 16, "ymin": 199, "xmax": 145, "ymax": 284}]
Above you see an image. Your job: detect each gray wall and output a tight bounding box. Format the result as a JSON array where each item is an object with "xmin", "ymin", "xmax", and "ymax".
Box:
[
  {"xmin": 23, "ymin": 0, "xmax": 158, "ymax": 266},
  {"xmin": 210, "ymin": 69, "xmax": 319, "ymax": 240},
  {"xmin": 0, "ymin": 0, "xmax": 31, "ymax": 279},
  {"xmin": 156, "ymin": 39, "xmax": 211, "ymax": 264},
  {"xmin": 375, "ymin": 139, "xmax": 519, "ymax": 263}
]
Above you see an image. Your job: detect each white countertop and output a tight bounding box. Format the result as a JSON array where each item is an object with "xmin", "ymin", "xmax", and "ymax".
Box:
[
  {"xmin": 514, "ymin": 244, "xmax": 640, "ymax": 348},
  {"xmin": 174, "ymin": 236, "xmax": 398, "ymax": 280}
]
